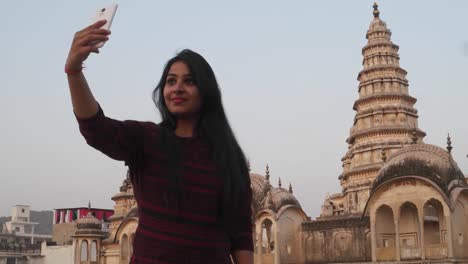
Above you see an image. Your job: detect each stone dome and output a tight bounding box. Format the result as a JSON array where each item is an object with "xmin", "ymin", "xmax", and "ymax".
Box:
[
  {"xmin": 74, "ymin": 212, "xmax": 106, "ymax": 237},
  {"xmin": 372, "ymin": 143, "xmax": 467, "ymax": 194},
  {"xmin": 250, "ymin": 173, "xmax": 271, "ymax": 198},
  {"xmin": 263, "ymin": 187, "xmax": 301, "ymax": 212},
  {"xmin": 76, "ymin": 212, "xmax": 102, "ymax": 230},
  {"xmin": 250, "ymin": 173, "xmax": 266, "ymax": 194},
  {"xmin": 250, "ymin": 173, "xmax": 272, "ymax": 217}
]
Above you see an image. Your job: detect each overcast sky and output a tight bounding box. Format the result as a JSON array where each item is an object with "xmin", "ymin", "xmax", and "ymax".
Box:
[{"xmin": 1, "ymin": 1, "xmax": 467, "ymax": 218}]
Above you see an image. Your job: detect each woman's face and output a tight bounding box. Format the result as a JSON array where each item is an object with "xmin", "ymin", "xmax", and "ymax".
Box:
[{"xmin": 163, "ymin": 61, "xmax": 202, "ymax": 120}]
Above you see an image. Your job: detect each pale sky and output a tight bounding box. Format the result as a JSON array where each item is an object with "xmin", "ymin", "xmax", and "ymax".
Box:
[{"xmin": 1, "ymin": 1, "xmax": 467, "ymax": 217}]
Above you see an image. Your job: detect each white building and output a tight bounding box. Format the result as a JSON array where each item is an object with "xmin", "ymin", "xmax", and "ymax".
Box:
[{"xmin": 5, "ymin": 206, "xmax": 51, "ymax": 245}]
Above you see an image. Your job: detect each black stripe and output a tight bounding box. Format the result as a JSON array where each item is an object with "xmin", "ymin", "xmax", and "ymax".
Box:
[
  {"xmin": 140, "ymin": 206, "xmax": 217, "ymax": 227},
  {"xmin": 138, "ymin": 222, "xmax": 229, "ymax": 244}
]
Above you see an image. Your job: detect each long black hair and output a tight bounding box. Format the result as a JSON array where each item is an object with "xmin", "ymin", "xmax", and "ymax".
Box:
[{"xmin": 152, "ymin": 49, "xmax": 251, "ymax": 223}]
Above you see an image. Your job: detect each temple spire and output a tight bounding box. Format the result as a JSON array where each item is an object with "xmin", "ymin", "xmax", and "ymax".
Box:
[
  {"xmin": 88, "ymin": 200, "xmax": 91, "ymax": 210},
  {"xmin": 265, "ymin": 164, "xmax": 270, "ymax": 181},
  {"xmin": 373, "ymin": 2, "xmax": 380, "ymax": 18},
  {"xmin": 278, "ymin": 177, "xmax": 282, "ymax": 188},
  {"xmin": 289, "ymin": 182, "xmax": 293, "ymax": 193},
  {"xmin": 247, "ymin": 159, "xmax": 251, "ymax": 173},
  {"xmin": 337, "ymin": 2, "xmax": 426, "ymax": 216},
  {"xmin": 446, "ymin": 133, "xmax": 453, "ymax": 154}
]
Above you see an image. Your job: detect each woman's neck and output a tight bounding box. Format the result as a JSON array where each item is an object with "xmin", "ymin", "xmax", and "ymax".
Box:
[{"xmin": 174, "ymin": 118, "xmax": 198, "ymax": 138}]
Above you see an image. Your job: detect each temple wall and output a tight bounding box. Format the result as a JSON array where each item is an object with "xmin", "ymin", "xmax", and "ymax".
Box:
[
  {"xmin": 451, "ymin": 191, "xmax": 468, "ymax": 259},
  {"xmin": 301, "ymin": 218, "xmax": 370, "ymax": 263},
  {"xmin": 277, "ymin": 209, "xmax": 305, "ymax": 264}
]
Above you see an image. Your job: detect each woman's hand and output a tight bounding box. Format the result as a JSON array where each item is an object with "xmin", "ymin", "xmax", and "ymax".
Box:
[{"xmin": 65, "ymin": 20, "xmax": 111, "ymax": 71}]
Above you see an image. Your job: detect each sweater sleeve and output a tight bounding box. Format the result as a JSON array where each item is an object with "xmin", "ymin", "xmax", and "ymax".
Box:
[
  {"xmin": 230, "ymin": 184, "xmax": 254, "ymax": 252},
  {"xmin": 75, "ymin": 104, "xmax": 144, "ymax": 163}
]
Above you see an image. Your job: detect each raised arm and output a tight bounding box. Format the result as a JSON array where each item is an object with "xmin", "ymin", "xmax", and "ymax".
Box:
[
  {"xmin": 65, "ymin": 20, "xmax": 110, "ymax": 118},
  {"xmin": 65, "ymin": 20, "xmax": 148, "ymax": 162}
]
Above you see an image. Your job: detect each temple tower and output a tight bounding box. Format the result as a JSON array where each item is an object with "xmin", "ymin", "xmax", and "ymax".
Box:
[
  {"xmin": 108, "ymin": 170, "xmax": 137, "ymax": 240},
  {"xmin": 336, "ymin": 3, "xmax": 426, "ymax": 214}
]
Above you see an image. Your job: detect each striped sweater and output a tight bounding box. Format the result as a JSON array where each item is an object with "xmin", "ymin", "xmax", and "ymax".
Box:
[{"xmin": 76, "ymin": 105, "xmax": 253, "ymax": 263}]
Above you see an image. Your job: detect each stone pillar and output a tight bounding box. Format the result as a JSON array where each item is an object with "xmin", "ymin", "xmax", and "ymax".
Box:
[
  {"xmin": 75, "ymin": 239, "xmax": 81, "ymax": 264},
  {"xmin": 274, "ymin": 223, "xmax": 279, "ymax": 264},
  {"xmin": 446, "ymin": 214, "xmax": 454, "ymax": 258},
  {"xmin": 256, "ymin": 223, "xmax": 262, "ymax": 264},
  {"xmin": 88, "ymin": 239, "xmax": 91, "ymax": 262},
  {"xmin": 394, "ymin": 214, "xmax": 401, "ymax": 261},
  {"xmin": 370, "ymin": 212, "xmax": 377, "ymax": 262},
  {"xmin": 418, "ymin": 203, "xmax": 425, "ymax": 260}
]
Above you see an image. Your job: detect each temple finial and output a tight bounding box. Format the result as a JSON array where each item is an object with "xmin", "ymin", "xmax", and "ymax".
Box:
[
  {"xmin": 265, "ymin": 164, "xmax": 270, "ymax": 180},
  {"xmin": 412, "ymin": 130, "xmax": 418, "ymax": 144},
  {"xmin": 278, "ymin": 177, "xmax": 282, "ymax": 188},
  {"xmin": 88, "ymin": 200, "xmax": 91, "ymax": 210},
  {"xmin": 289, "ymin": 182, "xmax": 293, "ymax": 193},
  {"xmin": 247, "ymin": 159, "xmax": 251, "ymax": 173},
  {"xmin": 373, "ymin": 2, "xmax": 380, "ymax": 18},
  {"xmin": 446, "ymin": 133, "xmax": 453, "ymax": 154}
]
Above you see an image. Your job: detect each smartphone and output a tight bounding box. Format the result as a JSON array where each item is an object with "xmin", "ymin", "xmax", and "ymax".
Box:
[{"xmin": 90, "ymin": 3, "xmax": 118, "ymax": 48}]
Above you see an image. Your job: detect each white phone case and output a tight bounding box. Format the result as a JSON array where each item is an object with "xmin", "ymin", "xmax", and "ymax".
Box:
[{"xmin": 90, "ymin": 3, "xmax": 118, "ymax": 48}]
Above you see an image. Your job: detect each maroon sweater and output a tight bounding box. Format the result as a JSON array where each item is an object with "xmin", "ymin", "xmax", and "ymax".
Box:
[{"xmin": 76, "ymin": 105, "xmax": 253, "ymax": 263}]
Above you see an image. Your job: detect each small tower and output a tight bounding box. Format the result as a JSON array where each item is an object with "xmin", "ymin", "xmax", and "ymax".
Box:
[
  {"xmin": 72, "ymin": 209, "xmax": 106, "ymax": 264},
  {"xmin": 108, "ymin": 169, "xmax": 136, "ymax": 241}
]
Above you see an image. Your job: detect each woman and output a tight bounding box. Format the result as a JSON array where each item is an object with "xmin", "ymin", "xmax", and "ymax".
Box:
[{"xmin": 66, "ymin": 20, "xmax": 253, "ymax": 263}]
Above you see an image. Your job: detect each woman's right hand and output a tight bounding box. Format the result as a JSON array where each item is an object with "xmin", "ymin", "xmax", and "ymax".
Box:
[{"xmin": 65, "ymin": 20, "xmax": 111, "ymax": 71}]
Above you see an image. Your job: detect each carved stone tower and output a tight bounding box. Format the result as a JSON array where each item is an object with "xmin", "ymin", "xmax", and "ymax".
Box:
[
  {"xmin": 107, "ymin": 170, "xmax": 137, "ymax": 240},
  {"xmin": 334, "ymin": 3, "xmax": 426, "ymax": 215}
]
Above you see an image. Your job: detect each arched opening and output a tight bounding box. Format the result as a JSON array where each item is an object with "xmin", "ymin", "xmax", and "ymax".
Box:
[
  {"xmin": 120, "ymin": 234, "xmax": 129, "ymax": 264},
  {"xmin": 375, "ymin": 204, "xmax": 396, "ymax": 261},
  {"xmin": 424, "ymin": 199, "xmax": 444, "ymax": 245},
  {"xmin": 423, "ymin": 199, "xmax": 447, "ymax": 259},
  {"xmin": 90, "ymin": 240, "xmax": 97, "ymax": 263},
  {"xmin": 399, "ymin": 202, "xmax": 421, "ymax": 260},
  {"xmin": 80, "ymin": 240, "xmax": 88, "ymax": 263},
  {"xmin": 259, "ymin": 218, "xmax": 275, "ymax": 263},
  {"xmin": 261, "ymin": 219, "xmax": 274, "ymax": 254}
]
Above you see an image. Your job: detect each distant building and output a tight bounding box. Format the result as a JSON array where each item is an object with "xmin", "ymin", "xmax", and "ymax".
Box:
[
  {"xmin": 52, "ymin": 205, "xmax": 113, "ymax": 245},
  {"xmin": 4, "ymin": 205, "xmax": 51, "ymax": 245},
  {"xmin": 0, "ymin": 206, "xmax": 48, "ymax": 264}
]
